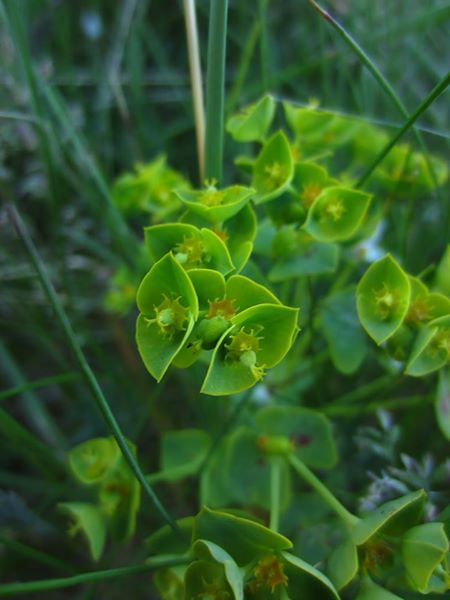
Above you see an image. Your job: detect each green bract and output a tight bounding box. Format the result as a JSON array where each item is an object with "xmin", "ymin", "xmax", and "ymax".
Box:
[
  {"xmin": 356, "ymin": 255, "xmax": 411, "ymax": 345},
  {"xmin": 402, "ymin": 523, "xmax": 449, "ymax": 593},
  {"xmin": 175, "ymin": 184, "xmax": 255, "ymax": 223},
  {"xmin": 303, "ymin": 186, "xmax": 372, "ymax": 243},
  {"xmin": 406, "ymin": 315, "xmax": 450, "ymax": 377},
  {"xmin": 136, "ymin": 253, "xmax": 199, "ymax": 381},
  {"xmin": 145, "ymin": 222, "xmax": 234, "ymax": 274},
  {"xmin": 58, "ymin": 502, "xmax": 107, "ymax": 562},
  {"xmin": 68, "ymin": 437, "xmax": 121, "ymax": 485},
  {"xmin": 112, "ymin": 154, "xmax": 189, "ymax": 220},
  {"xmin": 201, "ymin": 303, "xmax": 299, "ymax": 395},
  {"xmin": 226, "ymin": 94, "xmax": 276, "ymax": 143},
  {"xmin": 436, "ymin": 370, "xmax": 450, "ymax": 440},
  {"xmin": 252, "ymin": 131, "xmax": 294, "ymax": 204}
]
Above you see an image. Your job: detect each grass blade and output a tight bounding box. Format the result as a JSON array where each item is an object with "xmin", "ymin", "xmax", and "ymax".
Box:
[
  {"xmin": 0, "ymin": 372, "xmax": 78, "ymax": 402},
  {"xmin": 356, "ymin": 71, "xmax": 450, "ymax": 187},
  {"xmin": 7, "ymin": 204, "xmax": 181, "ymax": 536},
  {"xmin": 0, "ymin": 557, "xmax": 189, "ymax": 596},
  {"xmin": 204, "ymin": 0, "xmax": 229, "ymax": 183}
]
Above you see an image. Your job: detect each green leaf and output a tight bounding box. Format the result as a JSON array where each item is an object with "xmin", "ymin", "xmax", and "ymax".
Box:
[
  {"xmin": 255, "ymin": 406, "xmax": 337, "ymax": 469},
  {"xmin": 225, "ymin": 427, "xmax": 291, "ymax": 510},
  {"xmin": 146, "ymin": 516, "xmax": 194, "ymax": 556},
  {"xmin": 151, "ymin": 429, "xmax": 211, "ymax": 482},
  {"xmin": 269, "ymin": 236, "xmax": 340, "ymax": 281},
  {"xmin": 252, "ymin": 131, "xmax": 294, "ymax": 204},
  {"xmin": 282, "ymin": 552, "xmax": 340, "ymax": 600},
  {"xmin": 356, "ymin": 576, "xmax": 404, "ymax": 600},
  {"xmin": 193, "ymin": 540, "xmax": 244, "ymax": 600},
  {"xmin": 193, "ymin": 507, "xmax": 292, "ymax": 566},
  {"xmin": 201, "ymin": 304, "xmax": 299, "ymax": 396},
  {"xmin": 402, "ymin": 522, "xmax": 449, "ymax": 593},
  {"xmin": 356, "ymin": 255, "xmax": 411, "ymax": 345},
  {"xmin": 68, "ymin": 437, "xmax": 121, "ymax": 485},
  {"xmin": 188, "ymin": 269, "xmax": 226, "ymax": 310},
  {"xmin": 184, "ymin": 560, "xmax": 235, "ymax": 599},
  {"xmin": 225, "ymin": 274, "xmax": 280, "ymax": 312},
  {"xmin": 144, "ymin": 223, "xmax": 234, "ymax": 274},
  {"xmin": 327, "ymin": 539, "xmax": 359, "ymax": 590},
  {"xmin": 406, "ymin": 315, "xmax": 450, "ymax": 377},
  {"xmin": 435, "ymin": 369, "xmax": 450, "ymax": 440},
  {"xmin": 319, "ymin": 287, "xmax": 367, "ymax": 374},
  {"xmin": 175, "ymin": 185, "xmax": 255, "ymax": 223},
  {"xmin": 352, "ymin": 490, "xmax": 426, "ymax": 546},
  {"xmin": 58, "ymin": 502, "xmax": 107, "ymax": 561},
  {"xmin": 226, "ymin": 95, "xmax": 275, "ymax": 143},
  {"xmin": 136, "ymin": 253, "xmax": 199, "ymax": 381},
  {"xmin": 303, "ymin": 187, "xmax": 372, "ymax": 243},
  {"xmin": 221, "ymin": 204, "xmax": 257, "ymax": 273},
  {"xmin": 98, "ymin": 465, "xmax": 141, "ymax": 540}
]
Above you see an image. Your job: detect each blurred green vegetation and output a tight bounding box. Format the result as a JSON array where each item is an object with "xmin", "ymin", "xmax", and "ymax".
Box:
[{"xmin": 0, "ymin": 1, "xmax": 449, "ymax": 598}]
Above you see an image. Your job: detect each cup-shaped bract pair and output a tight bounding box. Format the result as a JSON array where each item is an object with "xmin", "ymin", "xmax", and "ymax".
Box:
[
  {"xmin": 175, "ymin": 184, "xmax": 255, "ymax": 224},
  {"xmin": 112, "ymin": 154, "xmax": 189, "ymax": 220},
  {"xmin": 226, "ymin": 94, "xmax": 276, "ymax": 143},
  {"xmin": 357, "ymin": 255, "xmax": 450, "ymax": 376},
  {"xmin": 327, "ymin": 489, "xmax": 427, "ymax": 592},
  {"xmin": 136, "ymin": 255, "xmax": 299, "ymax": 395},
  {"xmin": 145, "ymin": 222, "xmax": 234, "ymax": 274},
  {"xmin": 59, "ymin": 437, "xmax": 141, "ymax": 560},
  {"xmin": 188, "ymin": 508, "xmax": 340, "ymax": 599},
  {"xmin": 251, "ymin": 131, "xmax": 294, "ymax": 204}
]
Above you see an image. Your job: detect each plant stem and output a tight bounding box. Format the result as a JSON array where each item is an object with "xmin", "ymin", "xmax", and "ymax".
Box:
[
  {"xmin": 204, "ymin": 0, "xmax": 228, "ymax": 183},
  {"xmin": 183, "ymin": 0, "xmax": 205, "ymax": 182},
  {"xmin": 288, "ymin": 454, "xmax": 359, "ymax": 528},
  {"xmin": 0, "ymin": 372, "xmax": 78, "ymax": 403},
  {"xmin": 270, "ymin": 458, "xmax": 282, "ymax": 532},
  {"xmin": 356, "ymin": 71, "xmax": 450, "ymax": 188},
  {"xmin": 0, "ymin": 557, "xmax": 189, "ymax": 596},
  {"xmin": 7, "ymin": 204, "xmax": 181, "ymax": 537}
]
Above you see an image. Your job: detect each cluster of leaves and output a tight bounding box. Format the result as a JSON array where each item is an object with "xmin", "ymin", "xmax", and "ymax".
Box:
[{"xmin": 58, "ymin": 96, "xmax": 450, "ymax": 598}]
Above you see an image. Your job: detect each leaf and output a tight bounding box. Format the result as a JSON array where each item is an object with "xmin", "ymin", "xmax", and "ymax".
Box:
[
  {"xmin": 193, "ymin": 507, "xmax": 292, "ymax": 566},
  {"xmin": 402, "ymin": 522, "xmax": 449, "ymax": 593},
  {"xmin": 188, "ymin": 269, "xmax": 226, "ymax": 310},
  {"xmin": 58, "ymin": 502, "xmax": 107, "ymax": 561},
  {"xmin": 252, "ymin": 131, "xmax": 294, "ymax": 204},
  {"xmin": 283, "ymin": 552, "xmax": 340, "ymax": 600},
  {"xmin": 225, "ymin": 427, "xmax": 291, "ymax": 510},
  {"xmin": 68, "ymin": 437, "xmax": 121, "ymax": 485},
  {"xmin": 226, "ymin": 94, "xmax": 275, "ymax": 142},
  {"xmin": 193, "ymin": 540, "xmax": 244, "ymax": 600},
  {"xmin": 327, "ymin": 539, "xmax": 359, "ymax": 590},
  {"xmin": 146, "ymin": 516, "xmax": 194, "ymax": 556},
  {"xmin": 434, "ymin": 245, "xmax": 450, "ymax": 296},
  {"xmin": 406, "ymin": 315, "xmax": 450, "ymax": 377},
  {"xmin": 136, "ymin": 253, "xmax": 198, "ymax": 381},
  {"xmin": 435, "ymin": 369, "xmax": 450, "ymax": 440},
  {"xmin": 269, "ymin": 237, "xmax": 340, "ymax": 281},
  {"xmin": 352, "ymin": 490, "xmax": 426, "ymax": 546},
  {"xmin": 175, "ymin": 185, "xmax": 254, "ymax": 223},
  {"xmin": 201, "ymin": 304, "xmax": 299, "ymax": 396},
  {"xmin": 303, "ymin": 187, "xmax": 372, "ymax": 243},
  {"xmin": 255, "ymin": 405, "xmax": 337, "ymax": 469},
  {"xmin": 356, "ymin": 576, "xmax": 404, "ymax": 600},
  {"xmin": 221, "ymin": 204, "xmax": 257, "ymax": 273},
  {"xmin": 200, "ymin": 439, "xmax": 235, "ymax": 508},
  {"xmin": 356, "ymin": 255, "xmax": 411, "ymax": 345},
  {"xmin": 150, "ymin": 429, "xmax": 211, "ymax": 482},
  {"xmin": 319, "ymin": 287, "xmax": 367, "ymax": 374},
  {"xmin": 184, "ymin": 560, "xmax": 236, "ymax": 599},
  {"xmin": 225, "ymin": 274, "xmax": 280, "ymax": 312}
]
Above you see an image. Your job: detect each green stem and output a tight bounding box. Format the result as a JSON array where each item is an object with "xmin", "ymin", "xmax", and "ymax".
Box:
[
  {"xmin": 269, "ymin": 458, "xmax": 282, "ymax": 532},
  {"xmin": 0, "ymin": 535, "xmax": 75, "ymax": 574},
  {"xmin": 0, "ymin": 372, "xmax": 78, "ymax": 402},
  {"xmin": 7, "ymin": 204, "xmax": 181, "ymax": 537},
  {"xmin": 0, "ymin": 557, "xmax": 189, "ymax": 597},
  {"xmin": 288, "ymin": 454, "xmax": 359, "ymax": 528},
  {"xmin": 356, "ymin": 71, "xmax": 450, "ymax": 188},
  {"xmin": 204, "ymin": 0, "xmax": 229, "ymax": 183}
]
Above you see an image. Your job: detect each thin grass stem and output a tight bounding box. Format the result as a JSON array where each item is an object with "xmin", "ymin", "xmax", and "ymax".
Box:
[
  {"xmin": 204, "ymin": 0, "xmax": 228, "ymax": 183},
  {"xmin": 7, "ymin": 204, "xmax": 181, "ymax": 537}
]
